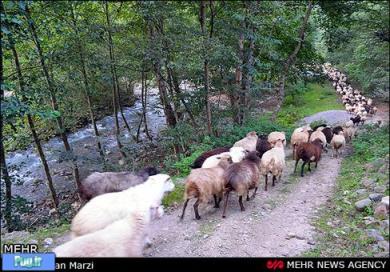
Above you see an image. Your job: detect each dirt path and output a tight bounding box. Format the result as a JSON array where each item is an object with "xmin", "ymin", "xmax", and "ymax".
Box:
[{"xmin": 145, "ymin": 148, "xmax": 344, "ymax": 257}]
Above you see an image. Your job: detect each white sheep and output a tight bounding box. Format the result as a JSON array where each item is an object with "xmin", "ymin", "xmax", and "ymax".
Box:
[
  {"xmin": 268, "ymin": 131, "xmax": 286, "ymax": 147},
  {"xmin": 71, "ymin": 174, "xmax": 174, "ymax": 238},
  {"xmin": 201, "ymin": 147, "xmax": 246, "ymax": 168},
  {"xmin": 54, "ymin": 205, "xmax": 164, "ymax": 257},
  {"xmin": 309, "ymin": 129, "xmax": 327, "ymax": 149},
  {"xmin": 260, "ymin": 140, "xmax": 285, "ymax": 191},
  {"xmin": 330, "ymin": 132, "xmax": 346, "ymax": 158},
  {"xmin": 233, "ymin": 131, "xmax": 258, "ymax": 152}
]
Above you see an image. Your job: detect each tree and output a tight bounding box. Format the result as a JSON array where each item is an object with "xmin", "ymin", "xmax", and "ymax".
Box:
[{"xmin": 23, "ymin": 2, "xmax": 82, "ymax": 199}]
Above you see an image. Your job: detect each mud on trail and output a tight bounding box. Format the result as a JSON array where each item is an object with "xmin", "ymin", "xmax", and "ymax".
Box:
[{"xmin": 145, "ymin": 148, "xmax": 346, "ymax": 257}]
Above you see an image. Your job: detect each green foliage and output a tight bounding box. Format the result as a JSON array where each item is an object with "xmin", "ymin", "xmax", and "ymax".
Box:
[{"xmin": 277, "ymin": 82, "xmax": 344, "ymax": 127}]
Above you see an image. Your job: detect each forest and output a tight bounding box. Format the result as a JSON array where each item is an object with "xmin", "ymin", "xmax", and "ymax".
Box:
[{"xmin": 1, "ymin": 0, "xmax": 389, "ymax": 258}]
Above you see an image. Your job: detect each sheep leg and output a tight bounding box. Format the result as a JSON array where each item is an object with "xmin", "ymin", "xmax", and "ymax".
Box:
[
  {"xmin": 250, "ymin": 187, "xmax": 258, "ymax": 200},
  {"xmin": 246, "ymin": 192, "xmax": 250, "ymax": 201},
  {"xmin": 239, "ymin": 196, "xmax": 245, "ymax": 211},
  {"xmin": 213, "ymin": 194, "xmax": 219, "ymax": 208},
  {"xmin": 315, "ymin": 161, "xmax": 318, "ymax": 168},
  {"xmin": 193, "ymin": 199, "xmax": 201, "ymax": 220},
  {"xmin": 294, "ymin": 159, "xmax": 299, "ymax": 173},
  {"xmin": 308, "ymin": 162, "xmax": 311, "ymax": 172},
  {"xmin": 180, "ymin": 199, "xmax": 190, "ymax": 220},
  {"xmin": 222, "ymin": 190, "xmax": 230, "ymax": 218},
  {"xmin": 264, "ymin": 175, "xmax": 268, "ymax": 191},
  {"xmin": 301, "ymin": 162, "xmax": 306, "ymax": 177},
  {"xmin": 272, "ymin": 175, "xmax": 276, "ymax": 187}
]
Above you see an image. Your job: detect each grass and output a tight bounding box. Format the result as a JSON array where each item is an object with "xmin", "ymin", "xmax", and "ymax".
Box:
[
  {"xmin": 277, "ymin": 82, "xmax": 344, "ymax": 127},
  {"xmin": 1, "ymin": 223, "xmax": 70, "ymax": 253},
  {"xmin": 303, "ymin": 125, "xmax": 389, "ymax": 257}
]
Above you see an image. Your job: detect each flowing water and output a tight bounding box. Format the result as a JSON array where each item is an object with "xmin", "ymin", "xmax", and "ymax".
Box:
[{"xmin": 5, "ymin": 87, "xmax": 167, "ymax": 203}]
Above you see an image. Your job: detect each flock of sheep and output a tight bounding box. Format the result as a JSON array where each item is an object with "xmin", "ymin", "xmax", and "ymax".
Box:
[{"xmin": 53, "ymin": 63, "xmax": 377, "ymax": 257}]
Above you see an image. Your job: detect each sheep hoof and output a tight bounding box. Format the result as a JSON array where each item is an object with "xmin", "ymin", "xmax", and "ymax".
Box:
[
  {"xmin": 222, "ymin": 215, "xmax": 226, "ymax": 218},
  {"xmin": 214, "ymin": 205, "xmax": 219, "ymax": 208},
  {"xmin": 195, "ymin": 216, "xmax": 201, "ymax": 220},
  {"xmin": 240, "ymin": 207, "xmax": 245, "ymax": 212},
  {"xmin": 301, "ymin": 174, "xmax": 304, "ymax": 177}
]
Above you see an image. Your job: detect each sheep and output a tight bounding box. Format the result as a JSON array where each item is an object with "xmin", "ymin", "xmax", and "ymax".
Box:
[
  {"xmin": 190, "ymin": 147, "xmax": 231, "ymax": 169},
  {"xmin": 256, "ymin": 134, "xmax": 272, "ymax": 158},
  {"xmin": 343, "ymin": 126, "xmax": 356, "ymax": 143},
  {"xmin": 54, "ymin": 205, "xmax": 164, "ymax": 257},
  {"xmin": 294, "ymin": 139, "xmax": 323, "ymax": 177},
  {"xmin": 71, "ymin": 174, "xmax": 174, "ymax": 238},
  {"xmin": 222, "ymin": 151, "xmax": 261, "ymax": 218},
  {"xmin": 260, "ymin": 140, "xmax": 286, "ymax": 191},
  {"xmin": 312, "ymin": 124, "xmax": 333, "ymax": 144},
  {"xmin": 309, "ymin": 129, "xmax": 327, "ymax": 150},
  {"xmin": 201, "ymin": 147, "xmax": 247, "ymax": 168},
  {"xmin": 80, "ymin": 167, "xmax": 160, "ymax": 201},
  {"xmin": 290, "ymin": 125, "xmax": 312, "ymax": 159},
  {"xmin": 350, "ymin": 115, "xmax": 361, "ymax": 126},
  {"xmin": 268, "ymin": 131, "xmax": 287, "ymax": 147},
  {"xmin": 345, "ymin": 120, "xmax": 354, "ymax": 128},
  {"xmin": 233, "ymin": 131, "xmax": 258, "ymax": 152},
  {"xmin": 330, "ymin": 132, "xmax": 346, "ymax": 158},
  {"xmin": 180, "ymin": 154, "xmax": 233, "ymax": 220}
]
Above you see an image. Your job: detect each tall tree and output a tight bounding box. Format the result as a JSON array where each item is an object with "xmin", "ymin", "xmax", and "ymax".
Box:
[
  {"xmin": 273, "ymin": 0, "xmax": 314, "ymax": 119},
  {"xmin": 103, "ymin": 1, "xmax": 127, "ymax": 159},
  {"xmin": 199, "ymin": 0, "xmax": 213, "ymax": 134},
  {"xmin": 69, "ymin": 3, "xmax": 106, "ymax": 166},
  {"xmin": 23, "ymin": 2, "xmax": 82, "ymax": 199}
]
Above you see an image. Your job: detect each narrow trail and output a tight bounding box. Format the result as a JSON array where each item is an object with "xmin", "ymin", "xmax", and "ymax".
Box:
[{"xmin": 145, "ymin": 148, "xmax": 345, "ymax": 257}]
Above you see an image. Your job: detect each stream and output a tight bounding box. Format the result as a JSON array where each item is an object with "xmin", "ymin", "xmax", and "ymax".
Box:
[{"xmin": 5, "ymin": 86, "xmax": 168, "ymax": 204}]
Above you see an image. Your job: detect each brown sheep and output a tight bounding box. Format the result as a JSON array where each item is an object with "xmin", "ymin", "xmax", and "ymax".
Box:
[
  {"xmin": 294, "ymin": 139, "xmax": 323, "ymax": 177},
  {"xmin": 222, "ymin": 152, "xmax": 261, "ymax": 218},
  {"xmin": 256, "ymin": 134, "xmax": 272, "ymax": 158},
  {"xmin": 181, "ymin": 154, "xmax": 233, "ymax": 220}
]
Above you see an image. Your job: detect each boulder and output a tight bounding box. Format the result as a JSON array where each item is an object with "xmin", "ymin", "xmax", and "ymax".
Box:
[{"xmin": 355, "ymin": 198, "xmax": 372, "ymax": 212}]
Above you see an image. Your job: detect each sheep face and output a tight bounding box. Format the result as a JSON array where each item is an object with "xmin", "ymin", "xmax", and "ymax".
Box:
[{"xmin": 148, "ymin": 174, "xmax": 175, "ymax": 193}]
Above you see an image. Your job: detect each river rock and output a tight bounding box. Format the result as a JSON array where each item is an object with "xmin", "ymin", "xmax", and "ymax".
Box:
[
  {"xmin": 381, "ymin": 196, "xmax": 389, "ymax": 207},
  {"xmin": 355, "ymin": 198, "xmax": 372, "ymax": 211},
  {"xmin": 43, "ymin": 238, "xmax": 53, "ymax": 246},
  {"xmin": 355, "ymin": 189, "xmax": 367, "ymax": 195},
  {"xmin": 366, "ymin": 229, "xmax": 384, "ymax": 241},
  {"xmin": 374, "ymin": 203, "xmax": 388, "ymax": 220},
  {"xmin": 374, "ymin": 185, "xmax": 386, "ymax": 193},
  {"xmin": 378, "ymin": 241, "xmax": 389, "ymax": 251},
  {"xmin": 369, "ymin": 193, "xmax": 384, "ymax": 202},
  {"xmin": 361, "ymin": 178, "xmax": 375, "ymax": 189}
]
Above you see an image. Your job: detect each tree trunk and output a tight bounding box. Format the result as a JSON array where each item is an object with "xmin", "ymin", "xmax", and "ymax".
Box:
[
  {"xmin": 25, "ymin": 4, "xmax": 82, "ymax": 200},
  {"xmin": 153, "ymin": 61, "xmax": 177, "ymax": 127},
  {"xmin": 104, "ymin": 1, "xmax": 127, "ymax": 159},
  {"xmin": 70, "ymin": 4, "xmax": 105, "ymax": 166},
  {"xmin": 272, "ymin": 0, "xmax": 314, "ymax": 120},
  {"xmin": 199, "ymin": 0, "xmax": 213, "ymax": 135},
  {"xmin": 115, "ymin": 73, "xmax": 133, "ymax": 134},
  {"xmin": 141, "ymin": 71, "xmax": 152, "ymax": 141},
  {"xmin": 0, "ymin": 139, "xmax": 13, "ymax": 231},
  {"xmin": 169, "ymin": 68, "xmax": 197, "ymax": 126},
  {"xmin": 236, "ymin": 28, "xmax": 245, "ymax": 125},
  {"xmin": 0, "ymin": 16, "xmax": 13, "ymax": 227},
  {"xmin": 4, "ymin": 9, "xmax": 59, "ymax": 210}
]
